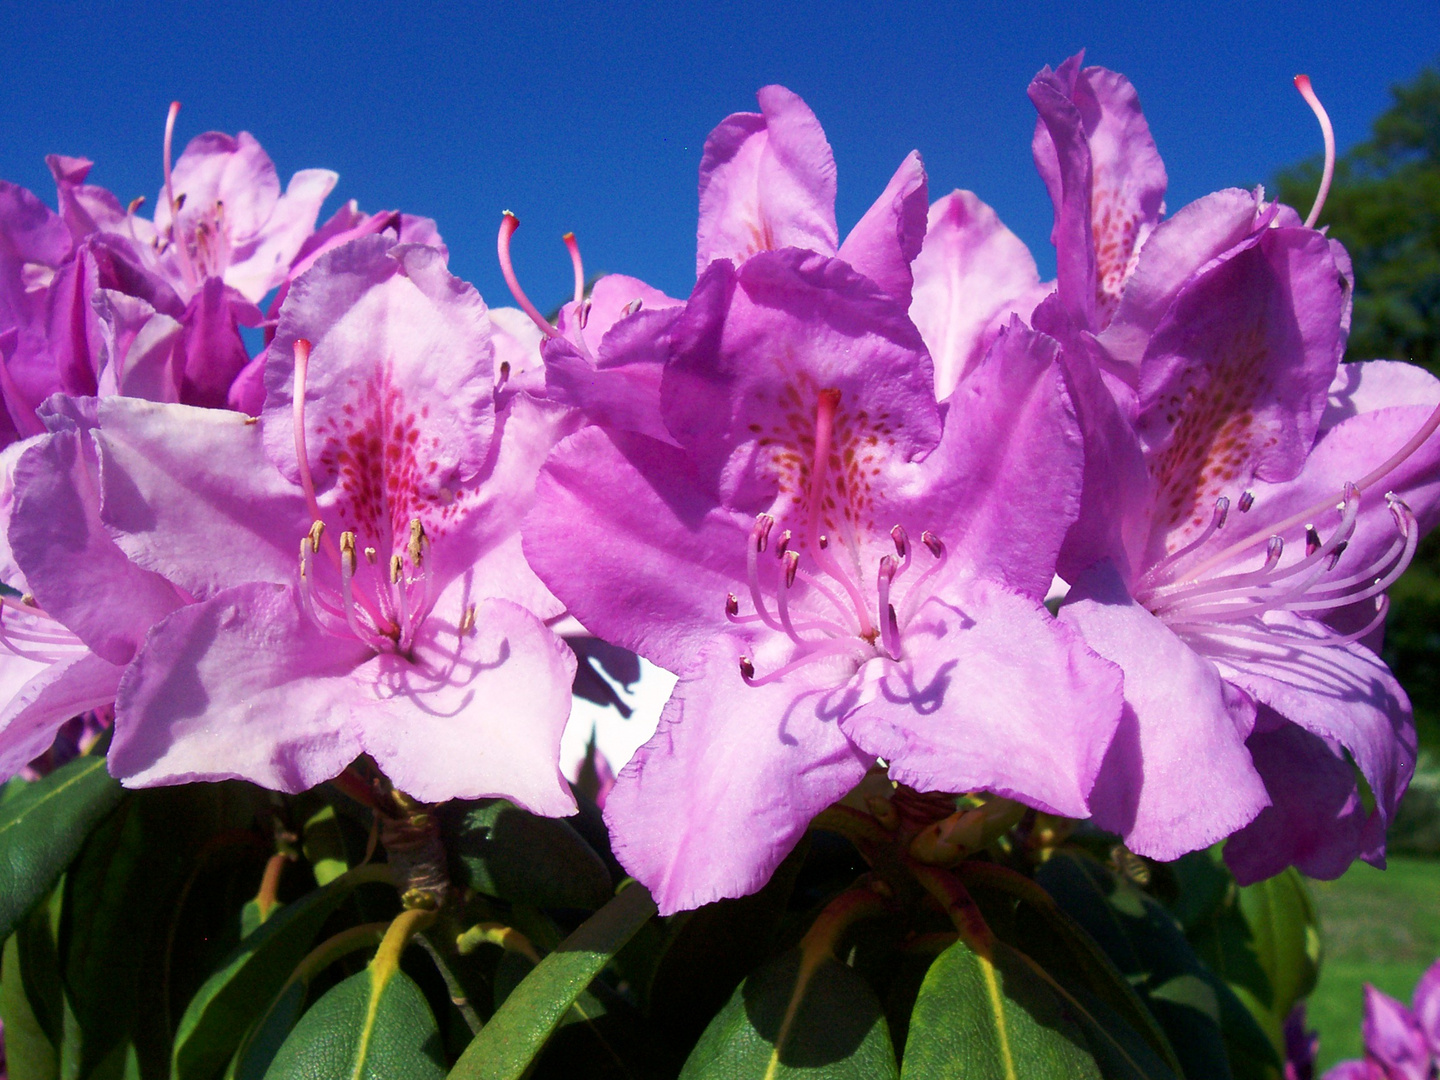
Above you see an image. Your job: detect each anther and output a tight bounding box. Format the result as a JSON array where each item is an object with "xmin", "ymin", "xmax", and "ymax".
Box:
[
  {"xmin": 1387, "ymin": 493, "xmax": 1413, "ymax": 535},
  {"xmin": 340, "ymin": 530, "xmax": 357, "ymax": 574},
  {"xmin": 1305, "ymin": 525, "xmax": 1322, "ymax": 557},
  {"xmin": 408, "ymin": 519, "xmax": 426, "ymax": 567},
  {"xmin": 1327, "ymin": 541, "xmax": 1348, "ymax": 570},
  {"xmin": 1238, "ymin": 490, "xmax": 1255, "ymax": 513},
  {"xmin": 1212, "ymin": 496, "xmax": 1230, "ymax": 530},
  {"xmin": 922, "ymin": 531, "xmax": 944, "ymax": 558},
  {"xmin": 174, "ymin": 193, "xmax": 186, "ymax": 211},
  {"xmin": 891, "ymin": 525, "xmax": 909, "ymax": 559},
  {"xmin": 20, "ymin": 594, "xmax": 35, "ymax": 608},
  {"xmin": 308, "ymin": 520, "xmax": 325, "ymax": 553},
  {"xmin": 753, "ymin": 514, "xmax": 774, "ymax": 553},
  {"xmin": 127, "ymin": 196, "xmax": 146, "ymax": 214},
  {"xmin": 459, "ymin": 604, "xmax": 476, "ymax": 636},
  {"xmin": 725, "ymin": 592, "xmax": 740, "ymax": 617},
  {"xmin": 818, "ymin": 534, "xmax": 829, "ymax": 550},
  {"xmin": 623, "ymin": 298, "xmax": 644, "ymax": 316},
  {"xmin": 390, "ymin": 554, "xmax": 403, "ymax": 584},
  {"xmin": 783, "ymin": 550, "xmax": 799, "ymax": 588},
  {"xmin": 878, "ymin": 555, "xmax": 897, "ymax": 584},
  {"xmin": 497, "ymin": 212, "xmax": 560, "ymax": 339},
  {"xmin": 775, "ymin": 529, "xmax": 792, "ymax": 557},
  {"xmin": 739, "ymin": 656, "xmax": 756, "ymax": 682},
  {"xmin": 364, "ymin": 546, "xmax": 377, "ymax": 564},
  {"xmin": 497, "ymin": 360, "xmax": 511, "ymax": 388}
]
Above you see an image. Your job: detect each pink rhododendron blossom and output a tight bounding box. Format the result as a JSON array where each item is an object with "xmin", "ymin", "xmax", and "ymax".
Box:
[
  {"xmin": 525, "ymin": 95, "xmax": 1124, "ymax": 912},
  {"xmin": 1025, "ymin": 61, "xmax": 1437, "ymax": 878},
  {"xmin": 95, "ymin": 236, "xmax": 578, "ymax": 811}
]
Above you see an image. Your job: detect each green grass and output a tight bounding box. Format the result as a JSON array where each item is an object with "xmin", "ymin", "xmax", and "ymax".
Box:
[{"xmin": 1306, "ymin": 854, "xmax": 1440, "ymax": 1070}]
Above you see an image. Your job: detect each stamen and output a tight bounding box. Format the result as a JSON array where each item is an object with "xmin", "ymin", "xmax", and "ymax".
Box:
[
  {"xmin": 891, "ymin": 525, "xmax": 909, "ymax": 561},
  {"xmin": 726, "ymin": 592, "xmax": 740, "ymax": 618},
  {"xmin": 900, "ymin": 533, "xmax": 950, "ymax": 625},
  {"xmin": 459, "ymin": 604, "xmax": 477, "ymax": 636},
  {"xmin": 776, "ymin": 529, "xmax": 792, "ymax": 557},
  {"xmin": 163, "ymin": 101, "xmax": 180, "ymax": 217},
  {"xmin": 308, "ymin": 519, "xmax": 325, "ymax": 554},
  {"xmin": 408, "ymin": 518, "xmax": 426, "ymax": 567},
  {"xmin": 1293, "ymin": 75, "xmax": 1336, "ymax": 229},
  {"xmin": 818, "ymin": 534, "xmax": 829, "ymax": 549},
  {"xmin": 783, "ymin": 549, "xmax": 800, "ymax": 588},
  {"xmin": 877, "ymin": 556, "xmax": 899, "ymax": 659},
  {"xmin": 390, "ymin": 554, "xmax": 403, "ymax": 584},
  {"xmin": 739, "ymin": 638, "xmax": 869, "ymax": 687},
  {"xmin": 1305, "ymin": 525, "xmax": 1322, "ymax": 556},
  {"xmin": 773, "ymin": 551, "xmax": 810, "ymax": 645},
  {"xmin": 563, "ymin": 231, "xmax": 585, "ymax": 307},
  {"xmin": 755, "ymin": 514, "xmax": 774, "ymax": 552},
  {"xmin": 339, "ymin": 531, "xmax": 366, "ymax": 643},
  {"xmin": 745, "ymin": 515, "xmax": 785, "ymax": 633},
  {"xmin": 623, "ymin": 298, "xmax": 644, "ymax": 316},
  {"xmin": 497, "ymin": 212, "xmax": 560, "ymax": 339},
  {"xmin": 739, "ymin": 655, "xmax": 755, "ymax": 681},
  {"xmin": 921, "ymin": 531, "xmax": 943, "ymax": 558},
  {"xmin": 497, "ymin": 361, "xmax": 511, "ymax": 390},
  {"xmin": 291, "ymin": 340, "xmax": 339, "ymax": 566},
  {"xmin": 127, "ymin": 196, "xmax": 146, "ymax": 215},
  {"xmin": 1327, "ymin": 541, "xmax": 1348, "ymax": 570},
  {"xmin": 1238, "ymin": 490, "xmax": 1255, "ymax": 513},
  {"xmin": 364, "ymin": 546, "xmax": 377, "ymax": 564},
  {"xmin": 1136, "ymin": 496, "xmax": 1231, "ymax": 592}
]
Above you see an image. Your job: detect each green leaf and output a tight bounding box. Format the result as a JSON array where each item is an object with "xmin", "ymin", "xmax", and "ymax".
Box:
[
  {"xmin": 172, "ymin": 863, "xmax": 395, "ymax": 1080},
  {"xmin": 261, "ymin": 967, "xmax": 445, "ymax": 1080},
  {"xmin": 440, "ymin": 799, "xmax": 611, "ymax": 910},
  {"xmin": 447, "ymin": 882, "xmax": 657, "ymax": 1080},
  {"xmin": 0, "ymin": 755, "xmax": 122, "ymax": 941},
  {"xmin": 901, "ymin": 937, "xmax": 1101, "ymax": 1080},
  {"xmin": 2, "ymin": 931, "xmax": 59, "ymax": 1080},
  {"xmin": 679, "ymin": 948, "xmax": 897, "ymax": 1079},
  {"xmin": 301, "ymin": 805, "xmax": 350, "ymax": 887},
  {"xmin": 1236, "ymin": 869, "xmax": 1320, "ymax": 1022}
]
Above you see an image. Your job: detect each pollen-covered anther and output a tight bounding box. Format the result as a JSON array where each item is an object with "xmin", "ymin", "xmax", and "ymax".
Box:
[
  {"xmin": 20, "ymin": 594, "xmax": 36, "ymax": 608},
  {"xmin": 308, "ymin": 520, "xmax": 325, "ymax": 554},
  {"xmin": 390, "ymin": 554, "xmax": 403, "ymax": 584},
  {"xmin": 783, "ymin": 550, "xmax": 799, "ymax": 588},
  {"xmin": 339, "ymin": 530, "xmax": 357, "ymax": 574},
  {"xmin": 408, "ymin": 519, "xmax": 426, "ymax": 567},
  {"xmin": 364, "ymin": 546, "xmax": 377, "ymax": 564}
]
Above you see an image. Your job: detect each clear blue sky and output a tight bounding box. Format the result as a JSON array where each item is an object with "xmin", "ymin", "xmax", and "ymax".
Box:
[{"xmin": 3, "ymin": 1, "xmax": 1436, "ymax": 310}]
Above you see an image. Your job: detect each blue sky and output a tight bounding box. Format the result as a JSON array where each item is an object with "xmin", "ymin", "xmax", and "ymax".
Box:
[{"xmin": 3, "ymin": 1, "xmax": 1437, "ymax": 311}]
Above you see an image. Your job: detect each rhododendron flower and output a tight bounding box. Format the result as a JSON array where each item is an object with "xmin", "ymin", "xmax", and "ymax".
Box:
[
  {"xmin": 1322, "ymin": 959, "xmax": 1440, "ymax": 1080},
  {"xmin": 94, "ymin": 236, "xmax": 578, "ymax": 811},
  {"xmin": 1026, "ymin": 59, "xmax": 1439, "ymax": 876},
  {"xmin": 526, "ymin": 235, "xmax": 1123, "ymax": 913}
]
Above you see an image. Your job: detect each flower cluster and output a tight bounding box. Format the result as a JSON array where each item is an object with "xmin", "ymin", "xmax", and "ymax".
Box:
[
  {"xmin": 1321, "ymin": 959, "xmax": 1440, "ymax": 1079},
  {"xmin": 1, "ymin": 56, "xmax": 1434, "ymax": 916}
]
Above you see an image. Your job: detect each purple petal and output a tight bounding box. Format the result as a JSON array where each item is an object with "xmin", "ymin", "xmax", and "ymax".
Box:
[
  {"xmin": 1318, "ymin": 1064, "xmax": 1384, "ymax": 1080},
  {"xmin": 263, "ymin": 238, "xmax": 497, "ymax": 511},
  {"xmin": 0, "ymin": 651, "xmax": 122, "ymax": 780},
  {"xmin": 1224, "ymin": 706, "xmax": 1383, "ymax": 884},
  {"xmin": 1059, "ymin": 559, "xmax": 1268, "ymax": 859},
  {"xmin": 662, "ymin": 250, "xmax": 940, "ymax": 520},
  {"xmin": 836, "ymin": 151, "xmax": 929, "ymax": 305},
  {"xmin": 96, "ymin": 397, "xmax": 314, "ymax": 598},
  {"xmin": 225, "ymin": 168, "xmax": 338, "ymax": 304},
  {"xmin": 1137, "ymin": 226, "xmax": 1345, "ymax": 561},
  {"xmin": 604, "ymin": 632, "xmax": 871, "ymax": 914},
  {"xmin": 177, "ymin": 277, "xmax": 253, "ymax": 409},
  {"xmin": 1099, "ymin": 188, "xmax": 1263, "ymax": 372},
  {"xmin": 524, "ymin": 425, "xmax": 748, "ymax": 674},
  {"xmin": 1322, "ymin": 359, "xmax": 1440, "ymax": 433},
  {"xmin": 909, "ymin": 190, "xmax": 1045, "ymax": 400},
  {"xmin": 695, "ymin": 85, "xmax": 839, "ymax": 272},
  {"xmin": 46, "ymin": 154, "xmax": 128, "ymax": 241},
  {"xmin": 911, "ymin": 319, "xmax": 1080, "ymax": 599},
  {"xmin": 1204, "ymin": 614, "xmax": 1414, "ymax": 834},
  {"xmin": 841, "ymin": 575, "xmax": 1122, "ymax": 818},
  {"xmin": 360, "ymin": 594, "xmax": 577, "ymax": 814},
  {"xmin": 1412, "ymin": 959, "xmax": 1440, "ymax": 1055},
  {"xmin": 93, "ymin": 291, "xmax": 183, "ymax": 403},
  {"xmin": 110, "ymin": 581, "xmax": 373, "ymax": 790},
  {"xmin": 11, "ymin": 428, "xmax": 184, "ymax": 664},
  {"xmin": 1362, "ymin": 984, "xmax": 1430, "ymax": 1080}
]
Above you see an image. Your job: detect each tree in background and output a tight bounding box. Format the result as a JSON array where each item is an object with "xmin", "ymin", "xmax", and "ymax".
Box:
[{"xmin": 1277, "ymin": 64, "xmax": 1440, "ymax": 837}]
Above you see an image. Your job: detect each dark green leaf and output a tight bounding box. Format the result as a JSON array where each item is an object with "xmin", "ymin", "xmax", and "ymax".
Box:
[
  {"xmin": 0, "ymin": 755, "xmax": 122, "ymax": 942},
  {"xmin": 1, "ymin": 931, "xmax": 59, "ymax": 1080},
  {"xmin": 901, "ymin": 937, "xmax": 1101, "ymax": 1080},
  {"xmin": 172, "ymin": 863, "xmax": 394, "ymax": 1080},
  {"xmin": 447, "ymin": 882, "xmax": 657, "ymax": 1080},
  {"xmin": 679, "ymin": 948, "xmax": 897, "ymax": 1079},
  {"xmin": 261, "ymin": 968, "xmax": 445, "ymax": 1080},
  {"xmin": 440, "ymin": 799, "xmax": 611, "ymax": 910}
]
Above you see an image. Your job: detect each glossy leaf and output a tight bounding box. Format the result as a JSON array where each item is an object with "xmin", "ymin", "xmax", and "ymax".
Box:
[
  {"xmin": 448, "ymin": 882, "xmax": 657, "ymax": 1080},
  {"xmin": 261, "ymin": 967, "xmax": 445, "ymax": 1080},
  {"xmin": 901, "ymin": 937, "xmax": 1101, "ymax": 1080},
  {"xmin": 440, "ymin": 799, "xmax": 612, "ymax": 910},
  {"xmin": 172, "ymin": 863, "xmax": 394, "ymax": 1080},
  {"xmin": 0, "ymin": 755, "xmax": 122, "ymax": 941},
  {"xmin": 1236, "ymin": 869, "xmax": 1320, "ymax": 1023},
  {"xmin": 679, "ymin": 948, "xmax": 898, "ymax": 1079}
]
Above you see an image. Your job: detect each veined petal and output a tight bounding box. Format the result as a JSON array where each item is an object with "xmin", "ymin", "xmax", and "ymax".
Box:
[
  {"xmin": 604, "ymin": 632, "xmax": 871, "ymax": 914},
  {"xmin": 841, "ymin": 575, "xmax": 1122, "ymax": 818},
  {"xmin": 1059, "ymin": 559, "xmax": 1268, "ymax": 859},
  {"xmin": 1223, "ymin": 707, "xmax": 1384, "ymax": 884},
  {"xmin": 695, "ymin": 85, "xmax": 839, "ymax": 271},
  {"xmin": 0, "ymin": 651, "xmax": 121, "ymax": 780},
  {"xmin": 359, "ymin": 596, "xmax": 576, "ymax": 815},
  {"xmin": 96, "ymin": 397, "xmax": 313, "ymax": 598},
  {"xmin": 837, "ymin": 150, "xmax": 929, "ymax": 305},
  {"xmin": 909, "ymin": 190, "xmax": 1045, "ymax": 401},
  {"xmin": 225, "ymin": 167, "xmax": 338, "ymax": 303},
  {"xmin": 110, "ymin": 581, "xmax": 372, "ymax": 791}
]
